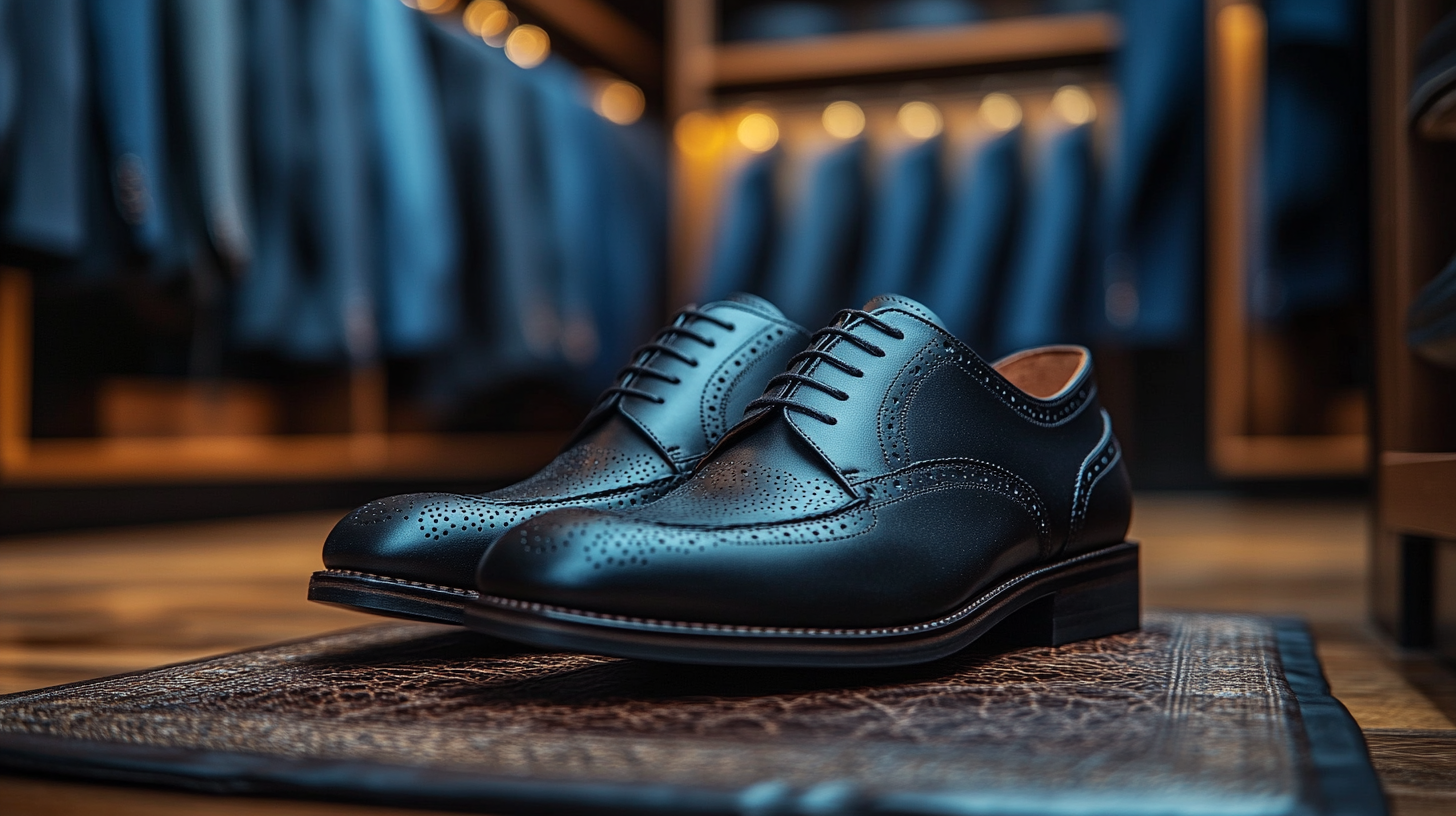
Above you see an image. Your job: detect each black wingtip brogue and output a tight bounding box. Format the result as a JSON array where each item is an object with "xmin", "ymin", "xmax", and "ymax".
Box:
[
  {"xmin": 309, "ymin": 294, "xmax": 810, "ymax": 624},
  {"xmin": 465, "ymin": 294, "xmax": 1136, "ymax": 666}
]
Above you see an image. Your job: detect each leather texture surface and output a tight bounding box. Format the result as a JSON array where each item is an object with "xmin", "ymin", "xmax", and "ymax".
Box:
[
  {"xmin": 476, "ymin": 295, "xmax": 1133, "ymax": 630},
  {"xmin": 321, "ymin": 294, "xmax": 808, "ymax": 590},
  {"xmin": 0, "ymin": 612, "xmax": 1333, "ymax": 816}
]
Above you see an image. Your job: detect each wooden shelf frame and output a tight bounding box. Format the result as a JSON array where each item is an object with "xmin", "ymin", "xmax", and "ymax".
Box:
[
  {"xmin": 0, "ymin": 268, "xmax": 563, "ymax": 486},
  {"xmin": 1369, "ymin": 0, "xmax": 1456, "ymax": 647},
  {"xmin": 1205, "ymin": 0, "xmax": 1369, "ymax": 479},
  {"xmin": 711, "ymin": 12, "xmax": 1121, "ymax": 88}
]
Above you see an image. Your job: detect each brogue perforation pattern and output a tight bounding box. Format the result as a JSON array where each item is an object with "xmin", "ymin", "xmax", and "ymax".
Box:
[
  {"xmin": 857, "ymin": 459, "xmax": 1051, "ymax": 557},
  {"xmin": 877, "ymin": 335, "xmax": 1094, "ymax": 469},
  {"xmin": 1067, "ymin": 413, "xmax": 1123, "ymax": 551},
  {"xmin": 510, "ymin": 508, "xmax": 879, "ymax": 572},
  {"xmin": 702, "ymin": 325, "xmax": 794, "ymax": 443},
  {"xmin": 490, "ymin": 442, "xmax": 669, "ymax": 501},
  {"xmin": 408, "ymin": 481, "xmax": 680, "ymax": 544},
  {"xmin": 632, "ymin": 456, "xmax": 848, "ymax": 525}
]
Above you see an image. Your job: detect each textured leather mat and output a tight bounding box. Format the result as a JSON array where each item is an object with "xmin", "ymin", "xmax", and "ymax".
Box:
[{"xmin": 0, "ymin": 611, "xmax": 1383, "ymax": 816}]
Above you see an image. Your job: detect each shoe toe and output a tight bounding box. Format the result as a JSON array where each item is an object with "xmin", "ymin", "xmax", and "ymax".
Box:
[{"xmin": 323, "ymin": 492, "xmax": 530, "ymax": 588}]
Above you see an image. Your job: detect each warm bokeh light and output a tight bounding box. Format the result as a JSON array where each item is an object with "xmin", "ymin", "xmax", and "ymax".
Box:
[
  {"xmin": 1052, "ymin": 85, "xmax": 1097, "ymax": 126},
  {"xmin": 481, "ymin": 10, "xmax": 515, "ymax": 45},
  {"xmin": 463, "ymin": 0, "xmax": 505, "ymax": 35},
  {"xmin": 403, "ymin": 0, "xmax": 460, "ymax": 12},
  {"xmin": 897, "ymin": 101, "xmax": 943, "ymax": 140},
  {"xmin": 978, "ymin": 92, "xmax": 1023, "ymax": 132},
  {"xmin": 595, "ymin": 80, "xmax": 645, "ymax": 125},
  {"xmin": 505, "ymin": 24, "xmax": 549, "ymax": 68},
  {"xmin": 736, "ymin": 112, "xmax": 779, "ymax": 152},
  {"xmin": 674, "ymin": 111, "xmax": 726, "ymax": 157},
  {"xmin": 821, "ymin": 100, "xmax": 865, "ymax": 140}
]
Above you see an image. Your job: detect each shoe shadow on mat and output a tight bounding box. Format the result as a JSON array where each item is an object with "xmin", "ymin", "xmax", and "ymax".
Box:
[{"xmin": 289, "ymin": 621, "xmax": 1127, "ymax": 742}]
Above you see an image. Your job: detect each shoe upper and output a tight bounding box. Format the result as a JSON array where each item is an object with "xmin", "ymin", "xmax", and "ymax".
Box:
[
  {"xmin": 476, "ymin": 294, "xmax": 1132, "ymax": 629},
  {"xmin": 322, "ymin": 294, "xmax": 809, "ymax": 588}
]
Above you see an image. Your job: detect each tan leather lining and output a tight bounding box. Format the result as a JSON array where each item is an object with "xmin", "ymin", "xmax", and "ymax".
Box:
[{"xmin": 993, "ymin": 349, "xmax": 1086, "ymax": 400}]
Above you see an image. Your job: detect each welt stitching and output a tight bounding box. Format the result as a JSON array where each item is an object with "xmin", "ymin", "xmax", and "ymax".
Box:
[
  {"xmin": 479, "ymin": 543, "xmax": 1128, "ymax": 638},
  {"xmin": 322, "ymin": 570, "xmax": 475, "ymax": 597}
]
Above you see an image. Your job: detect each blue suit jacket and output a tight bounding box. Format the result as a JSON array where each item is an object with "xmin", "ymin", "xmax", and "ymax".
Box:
[
  {"xmin": 856, "ymin": 136, "xmax": 943, "ymax": 305},
  {"xmin": 920, "ymin": 128, "xmax": 1022, "ymax": 348}
]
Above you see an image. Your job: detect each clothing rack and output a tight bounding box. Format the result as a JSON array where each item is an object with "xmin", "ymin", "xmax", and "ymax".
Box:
[
  {"xmin": 0, "ymin": 268, "xmax": 564, "ymax": 485},
  {"xmin": 666, "ymin": 0, "xmax": 1368, "ymax": 481}
]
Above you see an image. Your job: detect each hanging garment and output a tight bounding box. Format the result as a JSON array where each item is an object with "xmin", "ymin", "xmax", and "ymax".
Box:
[
  {"xmin": 0, "ymin": 0, "xmax": 15, "ymax": 154},
  {"xmin": 234, "ymin": 0, "xmax": 300, "ymax": 351},
  {"xmin": 420, "ymin": 24, "xmax": 557, "ymax": 402},
  {"xmin": 996, "ymin": 123, "xmax": 1095, "ymax": 356},
  {"xmin": 360, "ymin": 0, "xmax": 459, "ymax": 355},
  {"xmin": 1100, "ymin": 0, "xmax": 1204, "ymax": 344},
  {"xmin": 1408, "ymin": 252, "xmax": 1456, "ymax": 369},
  {"xmin": 235, "ymin": 0, "xmax": 375, "ymax": 364},
  {"xmin": 725, "ymin": 3, "xmax": 849, "ymax": 41},
  {"xmin": 172, "ymin": 0, "xmax": 252, "ymax": 273},
  {"xmin": 1254, "ymin": 0, "xmax": 1365, "ymax": 321},
  {"xmin": 871, "ymin": 0, "xmax": 984, "ymax": 28},
  {"xmin": 855, "ymin": 136, "xmax": 943, "ymax": 305},
  {"xmin": 86, "ymin": 0, "xmax": 177, "ymax": 271},
  {"xmin": 536, "ymin": 58, "xmax": 608, "ymax": 378},
  {"xmin": 764, "ymin": 140, "xmax": 867, "ymax": 329},
  {"xmin": 919, "ymin": 128, "xmax": 1021, "ymax": 348},
  {"xmin": 589, "ymin": 116, "xmax": 667, "ymax": 391},
  {"xmin": 699, "ymin": 150, "xmax": 778, "ymax": 303},
  {"xmin": 0, "ymin": 0, "xmax": 88, "ymax": 259},
  {"xmin": 1409, "ymin": 8, "xmax": 1456, "ymax": 131}
]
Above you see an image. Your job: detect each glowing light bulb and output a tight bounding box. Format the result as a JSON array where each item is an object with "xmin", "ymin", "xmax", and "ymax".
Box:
[
  {"xmin": 481, "ymin": 9, "xmax": 515, "ymax": 45},
  {"xmin": 505, "ymin": 24, "xmax": 549, "ymax": 68},
  {"xmin": 411, "ymin": 0, "xmax": 460, "ymax": 12},
  {"xmin": 1051, "ymin": 85, "xmax": 1096, "ymax": 125},
  {"xmin": 897, "ymin": 101, "xmax": 942, "ymax": 140},
  {"xmin": 978, "ymin": 92, "xmax": 1022, "ymax": 132},
  {"xmin": 463, "ymin": 0, "xmax": 505, "ymax": 35},
  {"xmin": 595, "ymin": 80, "xmax": 645, "ymax": 125},
  {"xmin": 674, "ymin": 111, "xmax": 725, "ymax": 157},
  {"xmin": 736, "ymin": 112, "xmax": 779, "ymax": 153},
  {"xmin": 821, "ymin": 100, "xmax": 865, "ymax": 140}
]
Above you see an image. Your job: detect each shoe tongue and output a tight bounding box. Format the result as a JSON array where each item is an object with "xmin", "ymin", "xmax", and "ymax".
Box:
[
  {"xmin": 861, "ymin": 293, "xmax": 945, "ymax": 330},
  {"xmin": 717, "ymin": 291, "xmax": 787, "ymax": 320}
]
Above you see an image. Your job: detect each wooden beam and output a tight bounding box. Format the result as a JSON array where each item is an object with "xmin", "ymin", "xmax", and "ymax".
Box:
[
  {"xmin": 0, "ymin": 268, "xmax": 31, "ymax": 477},
  {"xmin": 512, "ymin": 0, "xmax": 661, "ymax": 88},
  {"xmin": 0, "ymin": 432, "xmax": 565, "ymax": 486},
  {"xmin": 712, "ymin": 12, "xmax": 1119, "ymax": 87}
]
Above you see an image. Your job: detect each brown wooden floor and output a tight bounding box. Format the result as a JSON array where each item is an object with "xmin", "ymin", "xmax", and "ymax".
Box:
[{"xmin": 1, "ymin": 495, "xmax": 1454, "ymax": 814}]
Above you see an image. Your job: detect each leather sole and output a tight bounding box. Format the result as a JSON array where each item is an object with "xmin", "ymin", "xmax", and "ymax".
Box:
[
  {"xmin": 463, "ymin": 541, "xmax": 1140, "ymax": 667},
  {"xmin": 307, "ymin": 570, "xmax": 475, "ymax": 625}
]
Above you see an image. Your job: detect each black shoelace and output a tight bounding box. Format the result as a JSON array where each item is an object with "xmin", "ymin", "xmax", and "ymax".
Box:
[
  {"xmin": 745, "ymin": 309, "xmax": 904, "ymax": 425},
  {"xmin": 596, "ymin": 307, "xmax": 737, "ymax": 405}
]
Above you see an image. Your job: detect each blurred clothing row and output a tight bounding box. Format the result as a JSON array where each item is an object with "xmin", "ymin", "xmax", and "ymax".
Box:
[
  {"xmin": 0, "ymin": 0, "xmax": 665, "ymax": 396},
  {"xmin": 698, "ymin": 109, "xmax": 1098, "ymax": 359},
  {"xmin": 701, "ymin": 0, "xmax": 1366, "ymax": 356}
]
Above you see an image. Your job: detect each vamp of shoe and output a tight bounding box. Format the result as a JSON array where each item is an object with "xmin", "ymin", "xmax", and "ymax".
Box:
[
  {"xmin": 309, "ymin": 294, "xmax": 809, "ymax": 624},
  {"xmin": 466, "ymin": 294, "xmax": 1136, "ymax": 667}
]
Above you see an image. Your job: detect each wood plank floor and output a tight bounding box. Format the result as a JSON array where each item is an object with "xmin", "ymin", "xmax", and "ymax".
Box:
[{"xmin": 1, "ymin": 494, "xmax": 1453, "ymax": 814}]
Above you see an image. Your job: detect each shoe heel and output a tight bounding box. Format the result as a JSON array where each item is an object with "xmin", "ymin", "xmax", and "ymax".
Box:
[{"xmin": 986, "ymin": 544, "xmax": 1141, "ymax": 648}]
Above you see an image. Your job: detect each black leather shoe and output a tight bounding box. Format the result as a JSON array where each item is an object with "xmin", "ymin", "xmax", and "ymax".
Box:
[
  {"xmin": 309, "ymin": 294, "xmax": 809, "ymax": 624},
  {"xmin": 465, "ymin": 295, "xmax": 1135, "ymax": 666}
]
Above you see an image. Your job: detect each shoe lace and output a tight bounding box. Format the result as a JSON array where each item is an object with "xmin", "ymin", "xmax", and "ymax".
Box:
[
  {"xmin": 597, "ymin": 307, "xmax": 737, "ymax": 406},
  {"xmin": 745, "ymin": 309, "xmax": 904, "ymax": 425}
]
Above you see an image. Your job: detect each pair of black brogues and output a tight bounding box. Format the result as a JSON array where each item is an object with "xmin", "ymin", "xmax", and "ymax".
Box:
[{"xmin": 310, "ymin": 294, "xmax": 1137, "ymax": 668}]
